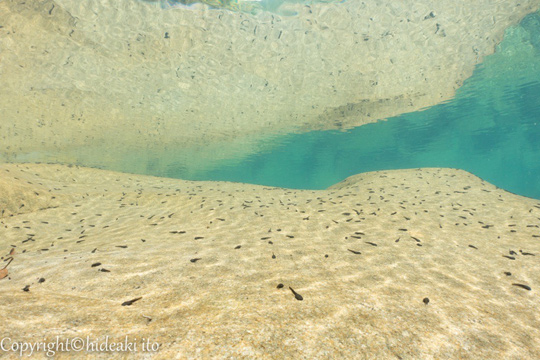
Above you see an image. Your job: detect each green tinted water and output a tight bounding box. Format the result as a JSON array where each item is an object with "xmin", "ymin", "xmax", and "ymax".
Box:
[{"xmin": 160, "ymin": 12, "xmax": 540, "ymax": 199}]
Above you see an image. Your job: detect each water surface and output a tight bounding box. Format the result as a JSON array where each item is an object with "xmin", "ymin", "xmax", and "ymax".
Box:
[{"xmin": 161, "ymin": 13, "xmax": 540, "ymax": 199}]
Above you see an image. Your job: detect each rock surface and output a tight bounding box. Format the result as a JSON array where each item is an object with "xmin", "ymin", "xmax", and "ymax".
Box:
[{"xmin": 1, "ymin": 163, "xmax": 539, "ymax": 358}]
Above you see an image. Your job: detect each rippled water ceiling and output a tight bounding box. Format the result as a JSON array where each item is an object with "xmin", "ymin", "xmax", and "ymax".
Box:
[
  {"xmin": 1, "ymin": 0, "xmax": 539, "ymax": 198},
  {"xmin": 2, "ymin": 0, "xmax": 536, "ymax": 167}
]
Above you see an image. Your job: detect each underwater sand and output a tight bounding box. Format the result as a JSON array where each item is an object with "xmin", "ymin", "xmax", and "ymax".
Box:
[{"xmin": 1, "ymin": 163, "xmax": 540, "ymax": 359}]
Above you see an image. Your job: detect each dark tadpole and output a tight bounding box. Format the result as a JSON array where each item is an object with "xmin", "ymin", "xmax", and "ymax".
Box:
[
  {"xmin": 23, "ymin": 285, "xmax": 30, "ymax": 292},
  {"xmin": 347, "ymin": 249, "xmax": 361, "ymax": 255},
  {"xmin": 423, "ymin": 297, "xmax": 429, "ymax": 305},
  {"xmin": 289, "ymin": 287, "xmax": 303, "ymax": 301},
  {"xmin": 277, "ymin": 283, "xmax": 284, "ymax": 289},
  {"xmin": 190, "ymin": 258, "xmax": 201, "ymax": 263},
  {"xmin": 121, "ymin": 297, "xmax": 142, "ymax": 306},
  {"xmin": 512, "ymin": 283, "xmax": 531, "ymax": 291},
  {"xmin": 91, "ymin": 262, "xmax": 101, "ymax": 267}
]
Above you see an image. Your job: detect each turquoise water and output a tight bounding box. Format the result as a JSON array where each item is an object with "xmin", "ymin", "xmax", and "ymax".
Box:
[{"xmin": 161, "ymin": 13, "xmax": 540, "ymax": 199}]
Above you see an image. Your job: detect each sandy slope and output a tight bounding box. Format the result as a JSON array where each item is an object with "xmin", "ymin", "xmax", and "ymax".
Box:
[{"xmin": 1, "ymin": 163, "xmax": 539, "ymax": 359}]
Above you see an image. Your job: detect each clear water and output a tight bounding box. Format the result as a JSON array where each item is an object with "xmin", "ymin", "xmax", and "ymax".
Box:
[{"xmin": 156, "ymin": 12, "xmax": 540, "ymax": 199}]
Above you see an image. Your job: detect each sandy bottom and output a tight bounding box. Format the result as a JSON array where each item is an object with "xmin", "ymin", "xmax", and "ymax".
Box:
[{"xmin": 1, "ymin": 163, "xmax": 540, "ymax": 359}]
